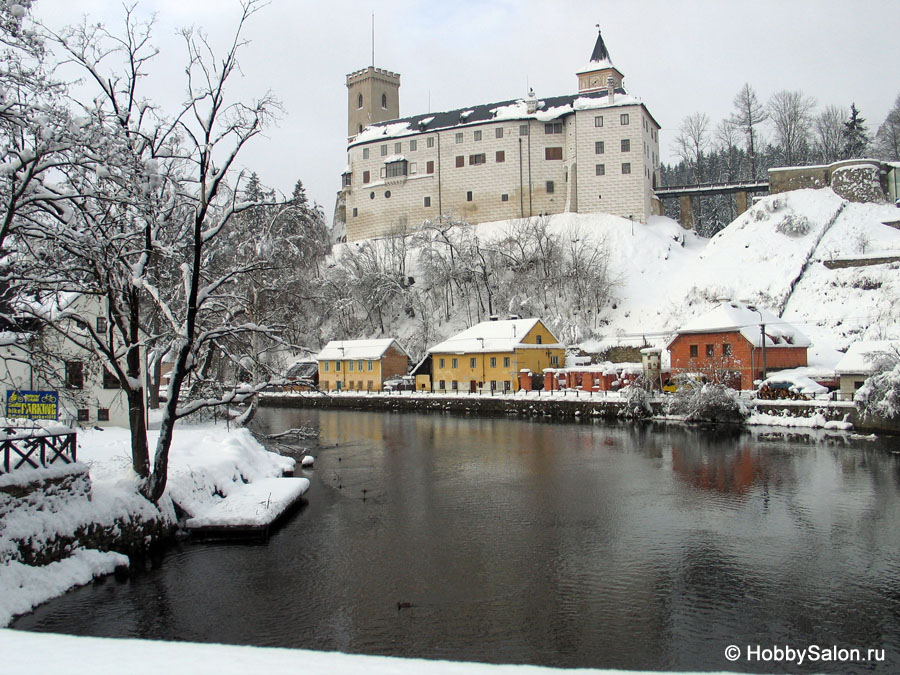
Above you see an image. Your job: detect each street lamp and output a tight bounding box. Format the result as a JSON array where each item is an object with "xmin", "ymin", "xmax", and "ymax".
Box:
[{"xmin": 747, "ymin": 305, "xmax": 767, "ymax": 383}]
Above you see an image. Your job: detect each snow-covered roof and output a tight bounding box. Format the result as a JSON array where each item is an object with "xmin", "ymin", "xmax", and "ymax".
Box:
[
  {"xmin": 316, "ymin": 338, "xmax": 407, "ymax": 361},
  {"xmin": 575, "ymin": 29, "xmax": 619, "ymax": 75},
  {"xmin": 673, "ymin": 302, "xmax": 810, "ymax": 348},
  {"xmin": 428, "ymin": 318, "xmax": 562, "ymax": 354},
  {"xmin": 834, "ymin": 340, "xmax": 898, "ymax": 375}
]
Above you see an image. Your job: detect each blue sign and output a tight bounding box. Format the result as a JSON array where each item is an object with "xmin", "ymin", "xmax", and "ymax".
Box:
[{"xmin": 6, "ymin": 390, "xmax": 59, "ymax": 420}]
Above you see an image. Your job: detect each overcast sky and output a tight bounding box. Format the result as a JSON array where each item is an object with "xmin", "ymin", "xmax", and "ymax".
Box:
[{"xmin": 35, "ymin": 0, "xmax": 900, "ymax": 216}]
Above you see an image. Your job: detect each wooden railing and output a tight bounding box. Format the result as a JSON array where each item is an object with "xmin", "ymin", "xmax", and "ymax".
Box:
[{"xmin": 0, "ymin": 427, "xmax": 78, "ymax": 474}]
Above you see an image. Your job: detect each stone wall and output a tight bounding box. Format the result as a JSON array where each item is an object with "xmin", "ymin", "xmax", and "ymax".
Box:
[{"xmin": 769, "ymin": 160, "xmax": 888, "ymax": 203}]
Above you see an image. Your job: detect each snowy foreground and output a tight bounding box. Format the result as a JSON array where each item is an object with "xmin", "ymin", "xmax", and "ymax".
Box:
[
  {"xmin": 0, "ymin": 629, "xmax": 739, "ymax": 675},
  {"xmin": 0, "ymin": 423, "xmax": 299, "ymax": 627}
]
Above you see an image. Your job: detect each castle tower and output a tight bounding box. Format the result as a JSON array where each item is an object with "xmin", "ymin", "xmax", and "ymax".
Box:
[
  {"xmin": 576, "ymin": 28, "xmax": 625, "ymax": 94},
  {"xmin": 346, "ymin": 66, "xmax": 401, "ymax": 139}
]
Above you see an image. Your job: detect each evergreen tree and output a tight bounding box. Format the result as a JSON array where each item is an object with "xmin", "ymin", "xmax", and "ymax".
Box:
[{"xmin": 842, "ymin": 103, "xmax": 870, "ymax": 159}]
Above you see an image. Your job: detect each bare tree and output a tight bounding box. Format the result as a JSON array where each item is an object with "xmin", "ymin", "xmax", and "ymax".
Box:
[
  {"xmin": 875, "ymin": 94, "xmax": 900, "ymax": 161},
  {"xmin": 768, "ymin": 90, "xmax": 816, "ymax": 165},
  {"xmin": 730, "ymin": 83, "xmax": 769, "ymax": 179},
  {"xmin": 813, "ymin": 105, "xmax": 846, "ymax": 164},
  {"xmin": 674, "ymin": 112, "xmax": 711, "ymax": 183}
]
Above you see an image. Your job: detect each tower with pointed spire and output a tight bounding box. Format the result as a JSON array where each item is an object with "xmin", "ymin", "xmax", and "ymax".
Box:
[{"xmin": 577, "ymin": 28, "xmax": 625, "ymax": 93}]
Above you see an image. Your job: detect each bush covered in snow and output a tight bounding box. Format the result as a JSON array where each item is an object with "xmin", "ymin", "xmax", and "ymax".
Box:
[
  {"xmin": 619, "ymin": 383, "xmax": 653, "ymax": 420},
  {"xmin": 856, "ymin": 351, "xmax": 900, "ymax": 420},
  {"xmin": 669, "ymin": 383, "xmax": 749, "ymax": 424},
  {"xmin": 775, "ymin": 213, "xmax": 812, "ymax": 237}
]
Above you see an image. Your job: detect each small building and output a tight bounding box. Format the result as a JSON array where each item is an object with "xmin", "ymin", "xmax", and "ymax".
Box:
[
  {"xmin": 667, "ymin": 302, "xmax": 810, "ymax": 390},
  {"xmin": 316, "ymin": 339, "xmax": 410, "ymax": 392},
  {"xmin": 834, "ymin": 340, "xmax": 897, "ymax": 401},
  {"xmin": 410, "ymin": 354, "xmax": 432, "ymax": 391},
  {"xmin": 428, "ymin": 317, "xmax": 564, "ymax": 393}
]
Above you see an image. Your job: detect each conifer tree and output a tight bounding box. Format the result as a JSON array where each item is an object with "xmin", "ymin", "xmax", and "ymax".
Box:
[{"xmin": 842, "ymin": 103, "xmax": 870, "ymax": 159}]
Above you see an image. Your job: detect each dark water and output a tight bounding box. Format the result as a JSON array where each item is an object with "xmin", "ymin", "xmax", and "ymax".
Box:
[{"xmin": 14, "ymin": 408, "xmax": 900, "ymax": 672}]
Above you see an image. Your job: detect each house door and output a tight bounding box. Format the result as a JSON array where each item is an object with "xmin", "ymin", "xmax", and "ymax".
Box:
[{"xmin": 469, "ymin": 381, "xmax": 477, "ymax": 393}]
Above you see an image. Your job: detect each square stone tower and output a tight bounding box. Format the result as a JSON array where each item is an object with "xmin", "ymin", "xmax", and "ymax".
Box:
[{"xmin": 346, "ymin": 66, "xmax": 401, "ymax": 140}]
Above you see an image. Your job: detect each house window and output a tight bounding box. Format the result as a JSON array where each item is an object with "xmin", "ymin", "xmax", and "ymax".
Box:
[
  {"xmin": 620, "ymin": 113, "xmax": 630, "ymax": 125},
  {"xmin": 474, "ymin": 130, "xmax": 482, "ymax": 141},
  {"xmin": 455, "ymin": 132, "xmax": 463, "ymax": 144},
  {"xmin": 490, "ymin": 357, "xmax": 496, "ymax": 367},
  {"xmin": 452, "ymin": 358, "xmax": 458, "ymax": 368},
  {"xmin": 550, "ymin": 355, "xmax": 559, "ymax": 366},
  {"xmin": 451, "ymin": 380, "xmax": 458, "ymax": 390},
  {"xmin": 427, "ymin": 160, "xmax": 434, "ymax": 174},
  {"xmin": 490, "ymin": 380, "xmax": 497, "ymax": 390},
  {"xmin": 367, "ymin": 380, "xmax": 373, "ymax": 390},
  {"xmin": 519, "ymin": 124, "xmax": 529, "ymax": 136},
  {"xmin": 410, "ymin": 139, "xmax": 417, "ymax": 151},
  {"xmin": 96, "ymin": 317, "xmax": 107, "ymax": 333},
  {"xmin": 456, "ymin": 156, "xmax": 464, "ymax": 168},
  {"xmin": 357, "ymin": 93, "xmax": 363, "ymax": 109},
  {"xmin": 469, "ymin": 153, "xmax": 486, "ymax": 165},
  {"xmin": 503, "ymin": 357, "xmax": 510, "ymax": 367},
  {"xmin": 596, "ymin": 164, "xmax": 605, "ymax": 176},
  {"xmin": 621, "ymin": 162, "xmax": 631, "ymax": 174},
  {"xmin": 427, "ymin": 137, "xmax": 435, "ymax": 148},
  {"xmin": 546, "ymin": 181, "xmax": 554, "ymax": 194},
  {"xmin": 470, "ymin": 357, "xmax": 476, "ymax": 368},
  {"xmin": 368, "ymin": 360, "xmax": 374, "ymax": 371},
  {"xmin": 103, "ymin": 369, "xmax": 120, "ymax": 389},
  {"xmin": 595, "ymin": 141, "xmax": 605, "ymax": 154},
  {"xmin": 545, "ymin": 147, "xmax": 563, "ymax": 160},
  {"xmin": 381, "ymin": 93, "xmax": 387, "ymax": 109},
  {"xmin": 336, "ymin": 361, "xmax": 341, "ymax": 371},
  {"xmin": 496, "ymin": 150, "xmax": 505, "ymax": 163},
  {"xmin": 466, "ymin": 191, "xmax": 473, "ymax": 201},
  {"xmin": 380, "ymin": 144, "xmax": 387, "ymax": 156},
  {"xmin": 690, "ymin": 345, "xmax": 698, "ymax": 358},
  {"xmin": 97, "ymin": 408, "xmax": 109, "ymax": 422},
  {"xmin": 385, "ymin": 160, "xmax": 408, "ymax": 177},
  {"xmin": 723, "ymin": 343, "xmax": 733, "ymax": 357},
  {"xmin": 323, "ymin": 362, "xmax": 329, "ymax": 372},
  {"xmin": 536, "ymin": 335, "xmax": 543, "ymax": 344},
  {"xmin": 501, "ymin": 194, "xmax": 509, "ymax": 202},
  {"xmin": 504, "ymin": 380, "xmax": 511, "ymax": 391},
  {"xmin": 544, "ymin": 122, "xmax": 563, "ymax": 134},
  {"xmin": 358, "ymin": 360, "xmax": 364, "ymax": 371},
  {"xmin": 706, "ymin": 344, "xmax": 714, "ymax": 357},
  {"xmin": 77, "ymin": 409, "xmax": 89, "ymax": 422},
  {"xmin": 352, "ymin": 208, "xmax": 358, "ymax": 217},
  {"xmin": 363, "ymin": 148, "xmax": 369, "ymax": 159},
  {"xmin": 495, "ymin": 128, "xmax": 503, "ymax": 138},
  {"xmin": 439, "ymin": 380, "xmax": 446, "ymax": 389},
  {"xmin": 65, "ymin": 361, "xmax": 84, "ymax": 389},
  {"xmin": 394, "ymin": 142, "xmax": 401, "ymax": 153},
  {"xmin": 348, "ymin": 361, "xmax": 354, "ymax": 372},
  {"xmin": 439, "ymin": 358, "xmax": 445, "ymax": 368},
  {"xmin": 424, "ymin": 196, "xmax": 431, "ymax": 207},
  {"xmin": 621, "ymin": 139, "xmax": 631, "ymax": 152}
]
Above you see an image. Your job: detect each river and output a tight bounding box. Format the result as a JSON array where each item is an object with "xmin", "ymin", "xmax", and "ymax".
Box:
[{"xmin": 13, "ymin": 408, "xmax": 900, "ymax": 672}]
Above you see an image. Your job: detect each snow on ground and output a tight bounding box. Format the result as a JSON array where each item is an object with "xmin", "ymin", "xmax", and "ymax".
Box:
[
  {"xmin": 185, "ymin": 476, "xmax": 309, "ymax": 529},
  {"xmin": 0, "ymin": 422, "xmax": 295, "ymax": 627},
  {"xmin": 0, "ymin": 628, "xmax": 738, "ymax": 675}
]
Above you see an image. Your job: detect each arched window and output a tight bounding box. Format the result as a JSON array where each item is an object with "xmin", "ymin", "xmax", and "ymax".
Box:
[
  {"xmin": 357, "ymin": 93, "xmax": 363, "ymax": 109},
  {"xmin": 381, "ymin": 93, "xmax": 387, "ymax": 109}
]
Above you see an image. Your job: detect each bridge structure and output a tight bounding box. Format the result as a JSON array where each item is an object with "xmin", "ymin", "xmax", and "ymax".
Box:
[{"xmin": 655, "ymin": 179, "xmax": 769, "ymax": 229}]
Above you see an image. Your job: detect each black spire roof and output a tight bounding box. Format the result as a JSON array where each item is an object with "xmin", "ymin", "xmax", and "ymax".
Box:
[{"xmin": 590, "ymin": 28, "xmax": 611, "ymax": 63}]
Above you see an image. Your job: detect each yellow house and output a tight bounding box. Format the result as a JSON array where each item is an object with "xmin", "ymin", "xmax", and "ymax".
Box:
[
  {"xmin": 428, "ymin": 317, "xmax": 564, "ymax": 393},
  {"xmin": 316, "ymin": 338, "xmax": 410, "ymax": 392}
]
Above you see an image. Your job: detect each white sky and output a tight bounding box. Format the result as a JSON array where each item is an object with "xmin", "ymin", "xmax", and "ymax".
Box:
[{"xmin": 33, "ymin": 0, "xmax": 900, "ymax": 215}]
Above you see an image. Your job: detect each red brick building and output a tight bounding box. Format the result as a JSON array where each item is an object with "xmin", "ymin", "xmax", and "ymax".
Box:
[{"xmin": 667, "ymin": 302, "xmax": 809, "ymax": 390}]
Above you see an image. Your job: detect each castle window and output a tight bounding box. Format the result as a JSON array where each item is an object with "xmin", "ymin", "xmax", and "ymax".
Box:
[
  {"xmin": 466, "ymin": 191, "xmax": 473, "ymax": 201},
  {"xmin": 544, "ymin": 122, "xmax": 563, "ymax": 134},
  {"xmin": 501, "ymin": 193, "xmax": 509, "ymax": 202},
  {"xmin": 594, "ymin": 115, "xmax": 603, "ymax": 127},
  {"xmin": 424, "ymin": 196, "xmax": 431, "ymax": 207},
  {"xmin": 409, "ymin": 162, "xmax": 417, "ymax": 174},
  {"xmin": 456, "ymin": 156, "xmax": 464, "ymax": 168},
  {"xmin": 362, "ymin": 148, "xmax": 369, "ymax": 159},
  {"xmin": 357, "ymin": 93, "xmax": 363, "ymax": 109},
  {"xmin": 496, "ymin": 150, "xmax": 505, "ymax": 163},
  {"xmin": 380, "ymin": 144, "xmax": 387, "ymax": 156},
  {"xmin": 394, "ymin": 142, "xmax": 401, "ymax": 153},
  {"xmin": 595, "ymin": 164, "xmax": 605, "ymax": 176},
  {"xmin": 621, "ymin": 162, "xmax": 631, "ymax": 174},
  {"xmin": 620, "ymin": 113, "xmax": 630, "ymax": 125},
  {"xmin": 519, "ymin": 124, "xmax": 529, "ymax": 136},
  {"xmin": 455, "ymin": 133, "xmax": 463, "ymax": 144},
  {"xmin": 363, "ymin": 170, "xmax": 370, "ymax": 183},
  {"xmin": 342, "ymin": 172, "xmax": 351, "ymax": 187},
  {"xmin": 385, "ymin": 190, "xmax": 391, "ymax": 198},
  {"xmin": 410, "ymin": 139, "xmax": 417, "ymax": 151},
  {"xmin": 468, "ymin": 153, "xmax": 486, "ymax": 166},
  {"xmin": 621, "ymin": 139, "xmax": 631, "ymax": 152},
  {"xmin": 595, "ymin": 141, "xmax": 604, "ymax": 154},
  {"xmin": 474, "ymin": 130, "xmax": 482, "ymax": 141},
  {"xmin": 427, "ymin": 160, "xmax": 434, "ymax": 174},
  {"xmin": 370, "ymin": 192, "xmax": 375, "ymax": 199},
  {"xmin": 385, "ymin": 160, "xmax": 407, "ymax": 177},
  {"xmin": 427, "ymin": 137, "xmax": 435, "ymax": 148},
  {"xmin": 381, "ymin": 93, "xmax": 387, "ymax": 109},
  {"xmin": 545, "ymin": 147, "xmax": 563, "ymax": 160},
  {"xmin": 352, "ymin": 207, "xmax": 358, "ymax": 217},
  {"xmin": 546, "ymin": 181, "xmax": 554, "ymax": 194},
  {"xmin": 495, "ymin": 128, "xmax": 503, "ymax": 139}
]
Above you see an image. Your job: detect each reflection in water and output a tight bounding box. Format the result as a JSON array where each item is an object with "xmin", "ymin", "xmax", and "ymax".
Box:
[{"xmin": 14, "ymin": 409, "xmax": 900, "ymax": 673}]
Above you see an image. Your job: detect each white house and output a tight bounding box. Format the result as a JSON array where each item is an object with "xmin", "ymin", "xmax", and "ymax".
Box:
[
  {"xmin": 834, "ymin": 340, "xmax": 897, "ymax": 401},
  {"xmin": 338, "ymin": 28, "xmax": 662, "ymax": 242}
]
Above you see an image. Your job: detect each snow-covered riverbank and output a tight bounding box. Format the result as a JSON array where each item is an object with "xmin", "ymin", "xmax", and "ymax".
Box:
[{"xmin": 0, "ymin": 423, "xmax": 297, "ymax": 626}]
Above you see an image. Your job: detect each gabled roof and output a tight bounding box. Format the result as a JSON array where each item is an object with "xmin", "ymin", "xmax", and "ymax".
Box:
[
  {"xmin": 671, "ymin": 302, "xmax": 811, "ymax": 349},
  {"xmin": 428, "ymin": 318, "xmax": 563, "ymax": 354},
  {"xmin": 835, "ymin": 340, "xmax": 898, "ymax": 375},
  {"xmin": 316, "ymin": 338, "xmax": 408, "ymax": 361}
]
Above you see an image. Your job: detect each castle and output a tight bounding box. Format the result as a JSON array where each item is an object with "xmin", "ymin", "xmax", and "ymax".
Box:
[{"xmin": 337, "ymin": 29, "xmax": 662, "ymax": 242}]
